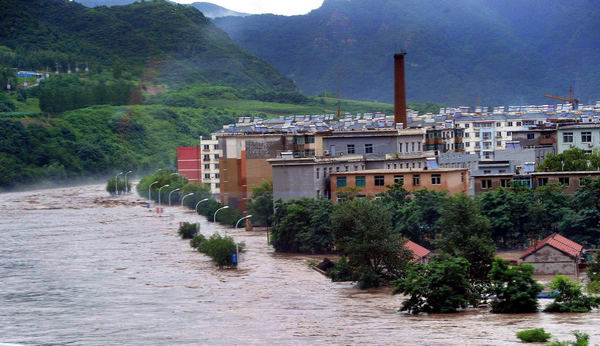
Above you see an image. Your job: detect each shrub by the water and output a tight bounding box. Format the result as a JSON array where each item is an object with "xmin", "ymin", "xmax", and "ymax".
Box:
[
  {"xmin": 547, "ymin": 330, "xmax": 589, "ymax": 346},
  {"xmin": 515, "ymin": 328, "xmax": 552, "ymax": 343},
  {"xmin": 544, "ymin": 275, "xmax": 600, "ymax": 313},
  {"xmin": 190, "ymin": 234, "xmax": 206, "ymax": 249},
  {"xmin": 105, "ymin": 176, "xmax": 131, "ymax": 195},
  {"xmin": 328, "ymin": 257, "xmax": 355, "ymax": 282},
  {"xmin": 200, "ymin": 233, "xmax": 246, "ymax": 268},
  {"xmin": 178, "ymin": 222, "xmax": 197, "ymax": 239}
]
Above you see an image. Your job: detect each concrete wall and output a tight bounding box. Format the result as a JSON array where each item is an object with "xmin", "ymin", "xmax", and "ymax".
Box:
[
  {"xmin": 522, "ymin": 245, "xmax": 577, "ymax": 275},
  {"xmin": 323, "ymin": 136, "xmax": 397, "ymax": 156},
  {"xmin": 557, "ymin": 126, "xmax": 600, "ymax": 153},
  {"xmin": 272, "ymin": 164, "xmax": 318, "ymax": 201}
]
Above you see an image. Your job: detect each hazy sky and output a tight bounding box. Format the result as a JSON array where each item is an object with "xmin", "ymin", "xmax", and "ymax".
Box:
[{"xmin": 173, "ymin": 0, "xmax": 325, "ymax": 15}]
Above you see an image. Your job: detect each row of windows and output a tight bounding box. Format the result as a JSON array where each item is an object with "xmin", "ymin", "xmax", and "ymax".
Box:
[
  {"xmin": 204, "ymin": 182, "xmax": 220, "ymax": 188},
  {"xmin": 204, "ymin": 173, "xmax": 220, "ymax": 179},
  {"xmin": 316, "ymin": 165, "xmax": 366, "ymax": 179},
  {"xmin": 293, "ymin": 135, "xmax": 315, "ymax": 144},
  {"xmin": 481, "ymin": 176, "xmax": 590, "ymax": 189},
  {"xmin": 563, "ymin": 132, "xmax": 593, "ymax": 143},
  {"xmin": 202, "ymin": 144, "xmax": 220, "ymax": 150},
  {"xmin": 336, "ymin": 174, "xmax": 443, "ymax": 188},
  {"xmin": 464, "ymin": 120, "xmax": 542, "ymax": 129},
  {"xmin": 204, "ymin": 163, "xmax": 219, "ymax": 170},
  {"xmin": 464, "ymin": 141, "xmax": 503, "ymax": 148},
  {"xmin": 203, "ymin": 154, "xmax": 220, "ymax": 161}
]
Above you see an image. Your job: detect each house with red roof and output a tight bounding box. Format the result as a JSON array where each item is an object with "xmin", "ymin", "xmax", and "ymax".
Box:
[
  {"xmin": 404, "ymin": 240, "xmax": 431, "ymax": 264},
  {"xmin": 520, "ymin": 233, "xmax": 583, "ymax": 276}
]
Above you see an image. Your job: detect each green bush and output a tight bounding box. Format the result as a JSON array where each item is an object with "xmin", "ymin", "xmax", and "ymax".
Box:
[
  {"xmin": 515, "ymin": 328, "xmax": 551, "ymax": 342},
  {"xmin": 106, "ymin": 176, "xmax": 131, "ymax": 195},
  {"xmin": 547, "ymin": 330, "xmax": 589, "ymax": 346},
  {"xmin": 190, "ymin": 234, "xmax": 206, "ymax": 249},
  {"xmin": 200, "ymin": 233, "xmax": 246, "ymax": 268},
  {"xmin": 544, "ymin": 275, "xmax": 600, "ymax": 313},
  {"xmin": 488, "ymin": 259, "xmax": 543, "ymax": 313},
  {"xmin": 586, "ymin": 280, "xmax": 600, "ymax": 293},
  {"xmin": 328, "ymin": 257, "xmax": 355, "ymax": 282},
  {"xmin": 178, "ymin": 222, "xmax": 197, "ymax": 239}
]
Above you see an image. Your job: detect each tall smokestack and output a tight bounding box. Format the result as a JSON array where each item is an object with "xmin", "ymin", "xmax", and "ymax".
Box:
[{"xmin": 394, "ymin": 53, "xmax": 407, "ymax": 129}]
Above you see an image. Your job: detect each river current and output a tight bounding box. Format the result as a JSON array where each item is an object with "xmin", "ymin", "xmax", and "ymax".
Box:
[{"xmin": 1, "ymin": 184, "xmax": 599, "ymax": 345}]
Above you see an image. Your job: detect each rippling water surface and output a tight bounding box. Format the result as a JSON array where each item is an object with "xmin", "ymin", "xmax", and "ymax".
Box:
[{"xmin": 1, "ymin": 184, "xmax": 599, "ymax": 345}]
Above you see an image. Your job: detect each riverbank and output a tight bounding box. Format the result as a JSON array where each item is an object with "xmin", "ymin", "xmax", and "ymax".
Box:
[{"xmin": 1, "ymin": 184, "xmax": 599, "ymax": 345}]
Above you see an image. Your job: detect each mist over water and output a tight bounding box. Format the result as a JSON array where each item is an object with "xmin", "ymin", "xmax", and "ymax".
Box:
[{"xmin": 1, "ymin": 184, "xmax": 599, "ymax": 345}]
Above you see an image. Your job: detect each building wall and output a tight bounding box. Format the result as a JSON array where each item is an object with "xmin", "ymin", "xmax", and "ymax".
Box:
[
  {"xmin": 272, "ymin": 164, "xmax": 319, "ymax": 201},
  {"xmin": 473, "ymin": 175, "xmax": 515, "ymax": 195},
  {"xmin": 330, "ymin": 169, "xmax": 469, "ymax": 201},
  {"xmin": 177, "ymin": 147, "xmax": 202, "ymax": 183},
  {"xmin": 199, "ymin": 137, "xmax": 222, "ymax": 197},
  {"xmin": 557, "ymin": 125, "xmax": 600, "ymax": 153},
  {"xmin": 531, "ymin": 172, "xmax": 600, "ymax": 194},
  {"xmin": 322, "ymin": 135, "xmax": 397, "ymax": 156},
  {"xmin": 521, "ymin": 245, "xmax": 577, "ymax": 275}
]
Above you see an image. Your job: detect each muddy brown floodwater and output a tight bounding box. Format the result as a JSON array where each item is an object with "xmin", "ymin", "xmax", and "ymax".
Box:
[{"xmin": 1, "ymin": 184, "xmax": 599, "ymax": 345}]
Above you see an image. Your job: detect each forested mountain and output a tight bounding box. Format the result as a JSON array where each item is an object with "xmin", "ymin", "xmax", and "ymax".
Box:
[
  {"xmin": 0, "ymin": 0, "xmax": 295, "ymax": 91},
  {"xmin": 216, "ymin": 0, "xmax": 600, "ymax": 105}
]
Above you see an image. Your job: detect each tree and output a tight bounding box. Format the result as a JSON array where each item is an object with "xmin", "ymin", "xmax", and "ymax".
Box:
[
  {"xmin": 270, "ymin": 198, "xmax": 334, "ymax": 254},
  {"xmin": 538, "ymin": 148, "xmax": 600, "ymax": 172},
  {"xmin": 544, "ymin": 275, "xmax": 600, "ymax": 313},
  {"xmin": 331, "ymin": 198, "xmax": 414, "ymax": 288},
  {"xmin": 587, "ymin": 252, "xmax": 600, "ymax": 283},
  {"xmin": 558, "ymin": 177, "xmax": 600, "ymax": 245},
  {"xmin": 247, "ymin": 179, "xmax": 273, "ymax": 227},
  {"xmin": 395, "ymin": 188, "xmax": 446, "ymax": 248},
  {"xmin": 392, "ymin": 257, "xmax": 470, "ymax": 314},
  {"xmin": 435, "ymin": 193, "xmax": 495, "ymax": 301},
  {"xmin": 487, "ymin": 258, "xmax": 543, "ymax": 313}
]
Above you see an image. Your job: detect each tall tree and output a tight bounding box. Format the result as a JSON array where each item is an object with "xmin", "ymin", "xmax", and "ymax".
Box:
[
  {"xmin": 247, "ymin": 179, "xmax": 273, "ymax": 227},
  {"xmin": 487, "ymin": 258, "xmax": 543, "ymax": 313}
]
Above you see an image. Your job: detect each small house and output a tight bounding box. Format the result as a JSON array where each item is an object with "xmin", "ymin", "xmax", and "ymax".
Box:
[
  {"xmin": 404, "ymin": 240, "xmax": 431, "ymax": 264},
  {"xmin": 520, "ymin": 233, "xmax": 583, "ymax": 276}
]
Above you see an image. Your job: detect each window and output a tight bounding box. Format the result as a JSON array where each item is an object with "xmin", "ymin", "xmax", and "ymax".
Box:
[
  {"xmin": 508, "ymin": 121, "xmax": 513, "ymax": 126},
  {"xmin": 559, "ymin": 177, "xmax": 570, "ymax": 186},
  {"xmin": 305, "ymin": 135, "xmax": 315, "ymax": 144},
  {"xmin": 465, "ymin": 132, "xmax": 470, "ymax": 138},
  {"xmin": 582, "ymin": 132, "xmax": 592, "ymax": 143},
  {"xmin": 215, "ymin": 183, "xmax": 220, "ymax": 188},
  {"xmin": 214, "ymin": 144, "xmax": 219, "ymax": 150},
  {"xmin": 336, "ymin": 167, "xmax": 340, "ymax": 172},
  {"xmin": 203, "ymin": 154, "xmax": 210, "ymax": 161},
  {"xmin": 431, "ymin": 174, "xmax": 441, "ymax": 185},
  {"xmin": 496, "ymin": 131, "xmax": 502, "ymax": 138},
  {"xmin": 204, "ymin": 173, "xmax": 210, "ymax": 179},
  {"xmin": 214, "ymin": 164, "xmax": 219, "ymax": 169},
  {"xmin": 214, "ymin": 154, "xmax": 220, "ymax": 160},
  {"xmin": 483, "ymin": 170, "xmax": 491, "ymax": 174},
  {"xmin": 516, "ymin": 121, "xmax": 522, "ymax": 126},
  {"xmin": 405, "ymin": 143, "xmax": 409, "ymax": 152},
  {"xmin": 355, "ymin": 176, "xmax": 366, "ymax": 187},
  {"xmin": 413, "ymin": 174, "xmax": 420, "ymax": 186},
  {"xmin": 496, "ymin": 122, "xmax": 501, "ymax": 127},
  {"xmin": 365, "ymin": 144, "xmax": 373, "ymax": 153},
  {"xmin": 475, "ymin": 132, "xmax": 480, "ymax": 138},
  {"xmin": 501, "ymin": 179, "xmax": 511, "ymax": 188},
  {"xmin": 393, "ymin": 164, "xmax": 397, "ymax": 169},
  {"xmin": 374, "ymin": 175, "xmax": 385, "ymax": 186},
  {"xmin": 215, "ymin": 173, "xmax": 219, "ymax": 178},
  {"xmin": 497, "ymin": 141, "xmax": 502, "ymax": 147},
  {"xmin": 316, "ymin": 168, "xmax": 320, "ymax": 179},
  {"xmin": 204, "ymin": 164, "xmax": 210, "ymax": 169},
  {"xmin": 461, "ymin": 172, "xmax": 465, "ymax": 182},
  {"xmin": 563, "ymin": 132, "xmax": 573, "ymax": 143},
  {"xmin": 507, "ymin": 131, "xmax": 512, "ymax": 136},
  {"xmin": 465, "ymin": 123, "xmax": 470, "ymax": 128},
  {"xmin": 203, "ymin": 144, "xmax": 210, "ymax": 150},
  {"xmin": 481, "ymin": 180, "xmax": 492, "ymax": 189},
  {"xmin": 347, "ymin": 144, "xmax": 355, "ymax": 154},
  {"xmin": 411, "ymin": 142, "xmax": 415, "ymax": 152},
  {"xmin": 394, "ymin": 175, "xmax": 404, "ymax": 185},
  {"xmin": 527, "ymin": 133, "xmax": 535, "ymax": 140},
  {"xmin": 336, "ymin": 176, "xmax": 347, "ymax": 187},
  {"xmin": 538, "ymin": 178, "xmax": 548, "ymax": 187},
  {"xmin": 294, "ymin": 136, "xmax": 305, "ymax": 144},
  {"xmin": 465, "ymin": 142, "xmax": 470, "ymax": 147},
  {"xmin": 345, "ymin": 165, "xmax": 349, "ymax": 171}
]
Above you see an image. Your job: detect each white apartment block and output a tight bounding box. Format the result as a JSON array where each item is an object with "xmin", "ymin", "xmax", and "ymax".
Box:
[{"xmin": 200, "ymin": 135, "xmax": 222, "ymax": 197}]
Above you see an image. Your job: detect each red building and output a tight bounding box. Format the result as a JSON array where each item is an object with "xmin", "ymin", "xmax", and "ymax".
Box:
[{"xmin": 177, "ymin": 147, "xmax": 202, "ymax": 183}]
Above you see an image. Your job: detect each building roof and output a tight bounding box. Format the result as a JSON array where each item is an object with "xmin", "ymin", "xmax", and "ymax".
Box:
[
  {"xmin": 520, "ymin": 233, "xmax": 583, "ymax": 259},
  {"xmin": 330, "ymin": 168, "xmax": 467, "ymax": 175},
  {"xmin": 404, "ymin": 240, "xmax": 431, "ymax": 261}
]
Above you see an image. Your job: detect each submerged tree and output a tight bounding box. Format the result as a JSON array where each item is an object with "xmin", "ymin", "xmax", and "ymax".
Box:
[
  {"xmin": 487, "ymin": 258, "xmax": 543, "ymax": 313},
  {"xmin": 544, "ymin": 275, "xmax": 600, "ymax": 313},
  {"xmin": 247, "ymin": 179, "xmax": 273, "ymax": 227}
]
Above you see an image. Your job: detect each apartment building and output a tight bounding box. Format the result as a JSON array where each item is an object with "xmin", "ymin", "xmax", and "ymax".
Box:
[
  {"xmin": 473, "ymin": 170, "xmax": 600, "ymax": 195},
  {"xmin": 557, "ymin": 124, "xmax": 600, "ymax": 154},
  {"xmin": 199, "ymin": 135, "xmax": 223, "ymax": 197}
]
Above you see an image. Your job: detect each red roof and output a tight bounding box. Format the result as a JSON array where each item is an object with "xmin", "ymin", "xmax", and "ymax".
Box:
[
  {"xmin": 520, "ymin": 233, "xmax": 583, "ymax": 259},
  {"xmin": 404, "ymin": 240, "xmax": 431, "ymax": 261}
]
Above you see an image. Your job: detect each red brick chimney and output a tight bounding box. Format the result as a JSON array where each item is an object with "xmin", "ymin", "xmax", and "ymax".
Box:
[{"xmin": 394, "ymin": 53, "xmax": 407, "ymax": 129}]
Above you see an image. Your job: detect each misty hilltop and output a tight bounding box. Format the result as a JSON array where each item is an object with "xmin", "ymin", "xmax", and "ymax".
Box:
[{"xmin": 215, "ymin": 0, "xmax": 600, "ymax": 105}]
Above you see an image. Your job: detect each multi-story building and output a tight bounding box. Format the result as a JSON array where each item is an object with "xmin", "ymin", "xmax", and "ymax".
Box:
[
  {"xmin": 177, "ymin": 147, "xmax": 202, "ymax": 184},
  {"xmin": 268, "ymin": 154, "xmax": 429, "ymax": 201},
  {"xmin": 557, "ymin": 124, "xmax": 600, "ymax": 154},
  {"xmin": 199, "ymin": 135, "xmax": 222, "ymax": 197},
  {"xmin": 329, "ymin": 168, "xmax": 469, "ymax": 201}
]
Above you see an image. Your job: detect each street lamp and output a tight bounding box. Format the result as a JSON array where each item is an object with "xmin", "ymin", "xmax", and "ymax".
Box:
[
  {"xmin": 124, "ymin": 170, "xmax": 132, "ymax": 194},
  {"xmin": 115, "ymin": 172, "xmax": 123, "ymax": 195},
  {"xmin": 214, "ymin": 205, "xmax": 229, "ymax": 223},
  {"xmin": 148, "ymin": 181, "xmax": 158, "ymax": 201},
  {"xmin": 181, "ymin": 193, "xmax": 194, "ymax": 207},
  {"xmin": 195, "ymin": 198, "xmax": 210, "ymax": 213},
  {"xmin": 158, "ymin": 184, "xmax": 170, "ymax": 206},
  {"xmin": 235, "ymin": 215, "xmax": 253, "ymax": 229},
  {"xmin": 168, "ymin": 188, "xmax": 181, "ymax": 206}
]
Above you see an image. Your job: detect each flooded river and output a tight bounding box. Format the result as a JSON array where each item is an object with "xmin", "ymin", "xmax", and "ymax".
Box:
[{"xmin": 1, "ymin": 184, "xmax": 599, "ymax": 345}]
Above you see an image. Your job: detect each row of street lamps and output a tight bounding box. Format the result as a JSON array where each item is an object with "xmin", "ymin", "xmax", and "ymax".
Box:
[{"xmin": 115, "ymin": 170, "xmax": 133, "ymax": 195}]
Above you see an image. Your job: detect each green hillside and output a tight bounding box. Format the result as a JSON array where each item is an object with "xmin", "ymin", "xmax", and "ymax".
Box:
[
  {"xmin": 215, "ymin": 0, "xmax": 600, "ymax": 105},
  {"xmin": 0, "ymin": 0, "xmax": 295, "ymax": 91}
]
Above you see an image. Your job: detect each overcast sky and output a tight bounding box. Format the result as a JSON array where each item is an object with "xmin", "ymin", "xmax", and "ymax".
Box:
[{"xmin": 173, "ymin": 0, "xmax": 325, "ymax": 15}]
